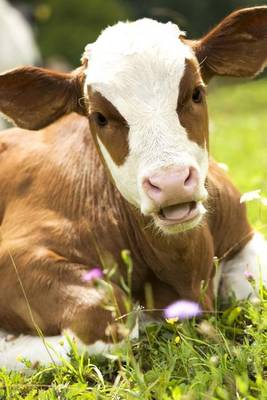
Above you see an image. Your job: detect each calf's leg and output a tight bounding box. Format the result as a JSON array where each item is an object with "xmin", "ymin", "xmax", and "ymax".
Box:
[
  {"xmin": 219, "ymin": 233, "xmax": 267, "ymax": 302},
  {"xmin": 0, "ymin": 257, "xmax": 133, "ymax": 370}
]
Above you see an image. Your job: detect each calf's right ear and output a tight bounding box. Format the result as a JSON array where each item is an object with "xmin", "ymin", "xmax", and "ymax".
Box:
[{"xmin": 0, "ymin": 66, "xmax": 86, "ymax": 130}]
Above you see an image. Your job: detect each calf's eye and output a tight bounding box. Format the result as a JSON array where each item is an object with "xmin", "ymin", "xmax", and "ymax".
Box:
[
  {"xmin": 94, "ymin": 112, "xmax": 108, "ymax": 127},
  {"xmin": 192, "ymin": 87, "xmax": 202, "ymax": 104}
]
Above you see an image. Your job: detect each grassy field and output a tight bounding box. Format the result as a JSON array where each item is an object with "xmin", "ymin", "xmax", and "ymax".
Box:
[
  {"xmin": 209, "ymin": 78, "xmax": 267, "ymax": 234},
  {"xmin": 0, "ymin": 78, "xmax": 267, "ymax": 399}
]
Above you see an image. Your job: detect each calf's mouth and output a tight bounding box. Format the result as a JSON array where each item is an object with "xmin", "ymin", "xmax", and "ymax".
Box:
[{"xmin": 156, "ymin": 201, "xmax": 205, "ymax": 227}]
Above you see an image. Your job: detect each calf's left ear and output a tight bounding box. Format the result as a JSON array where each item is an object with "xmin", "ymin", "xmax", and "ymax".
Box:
[
  {"xmin": 0, "ymin": 66, "xmax": 86, "ymax": 130},
  {"xmin": 187, "ymin": 6, "xmax": 267, "ymax": 82}
]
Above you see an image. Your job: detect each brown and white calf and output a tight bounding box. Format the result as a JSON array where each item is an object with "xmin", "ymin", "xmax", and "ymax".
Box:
[{"xmin": 0, "ymin": 7, "xmax": 267, "ymax": 369}]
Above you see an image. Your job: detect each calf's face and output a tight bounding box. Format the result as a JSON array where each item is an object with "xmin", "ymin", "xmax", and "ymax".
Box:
[
  {"xmin": 0, "ymin": 7, "xmax": 266, "ymax": 234},
  {"xmin": 85, "ymin": 20, "xmax": 209, "ymax": 234}
]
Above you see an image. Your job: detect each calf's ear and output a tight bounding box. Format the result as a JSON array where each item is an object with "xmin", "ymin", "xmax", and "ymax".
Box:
[
  {"xmin": 187, "ymin": 6, "xmax": 267, "ymax": 82},
  {"xmin": 0, "ymin": 66, "xmax": 86, "ymax": 130}
]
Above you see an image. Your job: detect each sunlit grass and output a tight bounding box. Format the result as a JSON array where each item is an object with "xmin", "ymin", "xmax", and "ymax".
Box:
[
  {"xmin": 209, "ymin": 78, "xmax": 267, "ymax": 235},
  {"xmin": 1, "ymin": 78, "xmax": 267, "ymax": 399}
]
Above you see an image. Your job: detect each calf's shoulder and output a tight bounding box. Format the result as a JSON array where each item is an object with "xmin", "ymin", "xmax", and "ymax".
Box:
[{"xmin": 207, "ymin": 159, "xmax": 253, "ymax": 260}]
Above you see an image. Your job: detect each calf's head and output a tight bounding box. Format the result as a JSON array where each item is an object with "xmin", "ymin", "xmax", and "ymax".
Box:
[
  {"xmin": 0, "ymin": 7, "xmax": 266, "ymax": 234},
  {"xmin": 85, "ymin": 19, "xmax": 209, "ymax": 234}
]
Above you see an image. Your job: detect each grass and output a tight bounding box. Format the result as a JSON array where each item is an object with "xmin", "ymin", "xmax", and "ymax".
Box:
[
  {"xmin": 1, "ymin": 78, "xmax": 267, "ymax": 399},
  {"xmin": 209, "ymin": 78, "xmax": 267, "ymax": 234}
]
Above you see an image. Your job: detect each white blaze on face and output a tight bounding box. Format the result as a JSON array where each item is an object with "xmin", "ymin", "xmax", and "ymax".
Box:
[{"xmin": 84, "ymin": 19, "xmax": 208, "ymax": 213}]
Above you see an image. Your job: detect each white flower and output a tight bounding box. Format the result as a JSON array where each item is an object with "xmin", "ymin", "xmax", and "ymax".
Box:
[
  {"xmin": 240, "ymin": 189, "xmax": 261, "ymax": 204},
  {"xmin": 217, "ymin": 162, "xmax": 229, "ymax": 172}
]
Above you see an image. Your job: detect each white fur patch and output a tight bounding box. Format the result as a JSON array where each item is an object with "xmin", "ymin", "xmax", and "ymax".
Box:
[
  {"xmin": 0, "ymin": 321, "xmax": 139, "ymax": 371},
  {"xmin": 84, "ymin": 19, "xmax": 208, "ymax": 214},
  {"xmin": 219, "ymin": 232, "xmax": 267, "ymax": 301},
  {"xmin": 0, "ymin": 332, "xmax": 69, "ymax": 370},
  {"xmin": 0, "ymin": 331, "xmax": 121, "ymax": 370}
]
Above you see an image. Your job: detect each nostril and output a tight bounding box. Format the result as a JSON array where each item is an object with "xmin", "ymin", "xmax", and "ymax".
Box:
[
  {"xmin": 184, "ymin": 169, "xmax": 192, "ymax": 185},
  {"xmin": 143, "ymin": 178, "xmax": 162, "ymax": 195},
  {"xmin": 184, "ymin": 167, "xmax": 198, "ymax": 188}
]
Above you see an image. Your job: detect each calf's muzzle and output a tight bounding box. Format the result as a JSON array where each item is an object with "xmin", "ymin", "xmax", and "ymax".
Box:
[{"xmin": 142, "ymin": 166, "xmax": 199, "ymax": 208}]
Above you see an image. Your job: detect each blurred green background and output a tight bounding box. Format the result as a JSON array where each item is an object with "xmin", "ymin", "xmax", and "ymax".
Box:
[{"xmin": 10, "ymin": 0, "xmax": 267, "ymax": 68}]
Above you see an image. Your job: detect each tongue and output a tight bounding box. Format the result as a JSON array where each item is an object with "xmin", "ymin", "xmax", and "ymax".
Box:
[{"xmin": 161, "ymin": 203, "xmax": 191, "ymax": 221}]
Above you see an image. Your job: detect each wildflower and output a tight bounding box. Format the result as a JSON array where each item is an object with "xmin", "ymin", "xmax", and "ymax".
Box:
[
  {"xmin": 250, "ymin": 297, "xmax": 261, "ymax": 306},
  {"xmin": 174, "ymin": 335, "xmax": 180, "ymax": 344},
  {"xmin": 244, "ymin": 270, "xmax": 254, "ymax": 281},
  {"xmin": 166, "ymin": 318, "xmax": 178, "ymax": 325},
  {"xmin": 240, "ymin": 189, "xmax": 261, "ymax": 203},
  {"xmin": 210, "ymin": 355, "xmax": 219, "ymax": 366},
  {"xmin": 217, "ymin": 162, "xmax": 229, "ymax": 172},
  {"xmin": 82, "ymin": 267, "xmax": 103, "ymax": 282},
  {"xmin": 197, "ymin": 320, "xmax": 219, "ymax": 341},
  {"xmin": 164, "ymin": 300, "xmax": 202, "ymax": 320}
]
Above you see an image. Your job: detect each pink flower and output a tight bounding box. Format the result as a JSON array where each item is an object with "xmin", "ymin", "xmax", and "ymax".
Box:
[
  {"xmin": 164, "ymin": 300, "xmax": 202, "ymax": 320},
  {"xmin": 244, "ymin": 270, "xmax": 254, "ymax": 280},
  {"xmin": 82, "ymin": 267, "xmax": 103, "ymax": 282}
]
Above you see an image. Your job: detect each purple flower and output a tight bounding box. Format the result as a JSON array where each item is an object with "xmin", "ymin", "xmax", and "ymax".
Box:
[
  {"xmin": 244, "ymin": 270, "xmax": 254, "ymax": 280},
  {"xmin": 82, "ymin": 267, "xmax": 103, "ymax": 282},
  {"xmin": 164, "ymin": 300, "xmax": 202, "ymax": 320}
]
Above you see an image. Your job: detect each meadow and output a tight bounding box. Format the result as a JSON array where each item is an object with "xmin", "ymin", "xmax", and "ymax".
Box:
[{"xmin": 0, "ymin": 78, "xmax": 267, "ymax": 399}]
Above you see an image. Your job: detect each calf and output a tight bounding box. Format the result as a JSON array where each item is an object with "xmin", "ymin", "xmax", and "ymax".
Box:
[{"xmin": 0, "ymin": 6, "xmax": 267, "ymax": 369}]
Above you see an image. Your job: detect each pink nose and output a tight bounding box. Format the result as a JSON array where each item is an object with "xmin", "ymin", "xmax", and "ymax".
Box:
[{"xmin": 142, "ymin": 166, "xmax": 199, "ymax": 206}]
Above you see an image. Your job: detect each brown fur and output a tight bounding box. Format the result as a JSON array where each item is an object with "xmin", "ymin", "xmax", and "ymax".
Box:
[
  {"xmin": 0, "ymin": 66, "xmax": 85, "ymax": 130},
  {"xmin": 0, "ymin": 113, "xmax": 252, "ymax": 342},
  {"xmin": 88, "ymin": 88, "xmax": 129, "ymax": 166},
  {"xmin": 178, "ymin": 58, "xmax": 209, "ymax": 148}
]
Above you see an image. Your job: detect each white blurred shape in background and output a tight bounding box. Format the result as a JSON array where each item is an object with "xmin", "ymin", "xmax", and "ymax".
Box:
[{"xmin": 0, "ymin": 0, "xmax": 40, "ymax": 129}]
